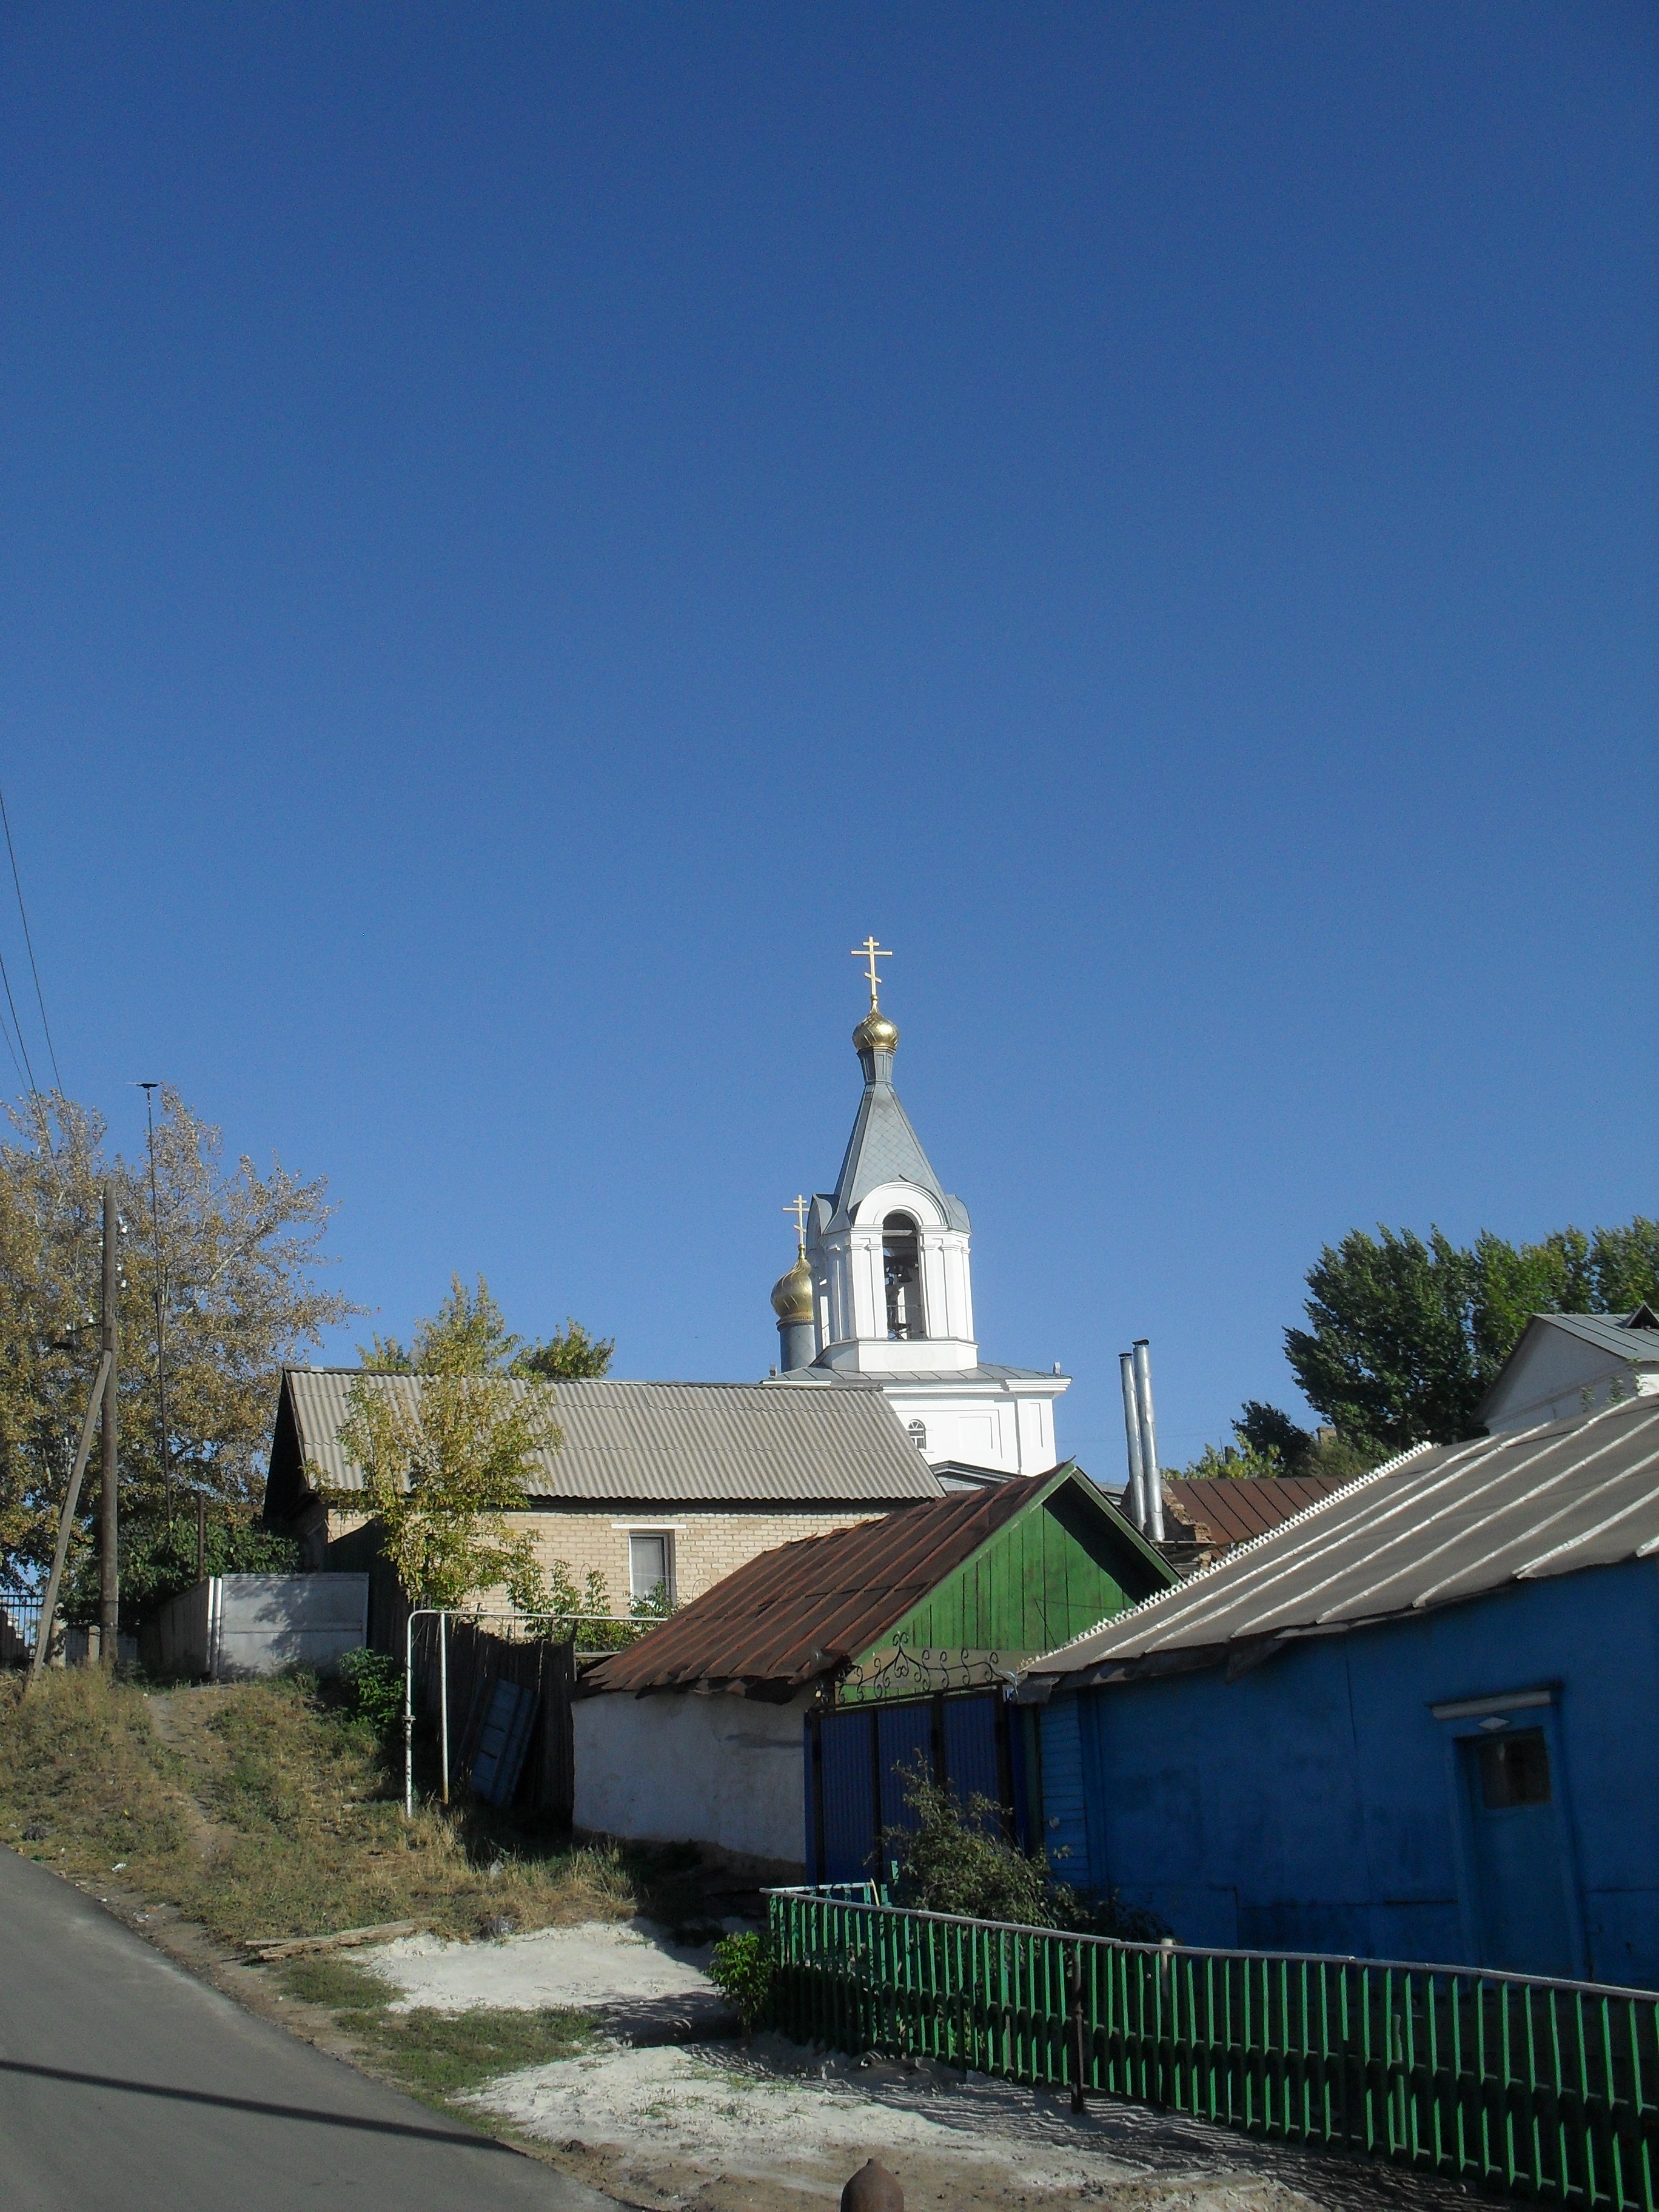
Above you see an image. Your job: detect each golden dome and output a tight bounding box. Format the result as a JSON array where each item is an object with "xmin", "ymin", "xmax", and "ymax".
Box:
[
  {"xmin": 770, "ymin": 1250, "xmax": 815, "ymax": 1324},
  {"xmin": 853, "ymin": 1008, "xmax": 899, "ymax": 1054}
]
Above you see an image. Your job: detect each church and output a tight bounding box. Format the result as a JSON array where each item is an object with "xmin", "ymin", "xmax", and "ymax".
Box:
[{"xmin": 765, "ymin": 941, "xmax": 1068, "ymax": 1477}]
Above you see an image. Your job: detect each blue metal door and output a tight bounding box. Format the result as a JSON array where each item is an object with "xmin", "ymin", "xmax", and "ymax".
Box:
[
  {"xmin": 816, "ymin": 1709, "xmax": 877, "ymax": 1883},
  {"xmin": 1461, "ymin": 1726, "xmax": 1577, "ymax": 1977},
  {"xmin": 875, "ymin": 1703, "xmax": 935, "ymax": 1859},
  {"xmin": 942, "ymin": 1694, "xmax": 1000, "ymax": 1814}
]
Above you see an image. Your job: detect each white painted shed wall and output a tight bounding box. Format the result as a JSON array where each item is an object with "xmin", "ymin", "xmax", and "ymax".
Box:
[
  {"xmin": 573, "ymin": 1688, "xmax": 811, "ymax": 1871},
  {"xmin": 1485, "ymin": 1328, "xmax": 1659, "ymax": 1433}
]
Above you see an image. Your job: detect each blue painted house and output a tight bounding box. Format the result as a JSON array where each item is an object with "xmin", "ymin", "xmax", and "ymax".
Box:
[{"xmin": 1018, "ymin": 1398, "xmax": 1659, "ymax": 1988}]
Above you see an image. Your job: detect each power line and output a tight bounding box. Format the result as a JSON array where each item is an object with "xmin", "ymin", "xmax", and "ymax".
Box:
[
  {"xmin": 0, "ymin": 988, "xmax": 27, "ymax": 1097},
  {"xmin": 0, "ymin": 918, "xmax": 40, "ymax": 1107},
  {"xmin": 0, "ymin": 787, "xmax": 62, "ymax": 1094}
]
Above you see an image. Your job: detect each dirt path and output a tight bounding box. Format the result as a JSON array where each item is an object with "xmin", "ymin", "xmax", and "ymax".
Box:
[{"xmin": 146, "ymin": 1687, "xmax": 235, "ymax": 1868}]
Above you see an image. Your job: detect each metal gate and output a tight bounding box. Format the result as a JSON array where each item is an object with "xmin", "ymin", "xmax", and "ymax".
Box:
[{"xmin": 805, "ymin": 1691, "xmax": 1027, "ymax": 1883}]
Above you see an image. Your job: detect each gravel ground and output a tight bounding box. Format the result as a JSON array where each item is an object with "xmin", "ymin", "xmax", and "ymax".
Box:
[{"xmin": 360, "ymin": 1921, "xmax": 1479, "ymax": 2212}]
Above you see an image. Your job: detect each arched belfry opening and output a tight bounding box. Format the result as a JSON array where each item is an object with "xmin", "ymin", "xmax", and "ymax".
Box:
[{"xmin": 883, "ymin": 1212, "xmax": 924, "ymax": 1339}]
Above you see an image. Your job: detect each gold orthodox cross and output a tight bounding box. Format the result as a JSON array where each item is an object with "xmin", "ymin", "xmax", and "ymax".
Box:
[
  {"xmin": 783, "ymin": 1195, "xmax": 809, "ymax": 1253},
  {"xmin": 851, "ymin": 936, "xmax": 893, "ymax": 1008}
]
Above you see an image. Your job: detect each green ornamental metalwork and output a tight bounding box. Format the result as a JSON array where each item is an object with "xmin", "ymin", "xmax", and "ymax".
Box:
[{"xmin": 768, "ymin": 1889, "xmax": 1659, "ymax": 2209}]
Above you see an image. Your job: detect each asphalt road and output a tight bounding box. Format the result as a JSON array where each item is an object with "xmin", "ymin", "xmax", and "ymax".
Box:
[{"xmin": 0, "ymin": 1848, "xmax": 617, "ymax": 2212}]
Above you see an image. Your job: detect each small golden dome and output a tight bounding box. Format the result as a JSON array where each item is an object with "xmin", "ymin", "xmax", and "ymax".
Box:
[
  {"xmin": 853, "ymin": 1008, "xmax": 899, "ymax": 1054},
  {"xmin": 771, "ymin": 1251, "xmax": 815, "ymax": 1324}
]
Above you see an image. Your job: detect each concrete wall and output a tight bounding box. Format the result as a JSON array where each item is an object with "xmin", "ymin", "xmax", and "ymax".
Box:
[
  {"xmin": 151, "ymin": 1574, "xmax": 368, "ymax": 1680},
  {"xmin": 573, "ymin": 1686, "xmax": 811, "ymax": 1874},
  {"xmin": 1041, "ymin": 1559, "xmax": 1659, "ymax": 1987}
]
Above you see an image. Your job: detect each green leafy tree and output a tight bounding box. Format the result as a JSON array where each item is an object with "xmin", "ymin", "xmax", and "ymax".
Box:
[
  {"xmin": 882, "ymin": 1762, "xmax": 1165, "ymax": 1940},
  {"xmin": 358, "ymin": 1273, "xmax": 521, "ymax": 1376},
  {"xmin": 1232, "ymin": 1401, "xmax": 1381, "ymax": 1483},
  {"xmin": 1235, "ymin": 1401, "xmax": 1312, "ymax": 1467},
  {"xmin": 707, "ymin": 1931, "xmax": 775, "ymax": 2033},
  {"xmin": 0, "ymin": 1088, "xmax": 355, "ymax": 1592},
  {"xmin": 346, "ymin": 1278, "xmax": 622, "ymax": 1623},
  {"xmin": 1285, "ymin": 1218, "xmax": 1659, "ymax": 1453},
  {"xmin": 512, "ymin": 1318, "xmax": 614, "ymax": 1381},
  {"xmin": 1170, "ymin": 1438, "xmax": 1287, "ymax": 1480},
  {"xmin": 361, "ymin": 1276, "xmax": 613, "ymax": 1382},
  {"xmin": 327, "ymin": 1362, "xmax": 558, "ymax": 1613}
]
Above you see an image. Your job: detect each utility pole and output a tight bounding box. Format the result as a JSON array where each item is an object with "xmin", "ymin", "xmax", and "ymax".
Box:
[
  {"xmin": 98, "ymin": 1181, "xmax": 119, "ymax": 1666},
  {"xmin": 139, "ymin": 1083, "xmax": 170, "ymax": 1530}
]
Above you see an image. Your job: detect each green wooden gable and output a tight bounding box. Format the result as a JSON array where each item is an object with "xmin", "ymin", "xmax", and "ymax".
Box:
[{"xmin": 839, "ymin": 1463, "xmax": 1173, "ymax": 1704}]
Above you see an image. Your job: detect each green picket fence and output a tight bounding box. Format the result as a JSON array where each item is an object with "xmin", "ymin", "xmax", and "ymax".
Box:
[{"xmin": 768, "ymin": 1888, "xmax": 1659, "ymax": 2208}]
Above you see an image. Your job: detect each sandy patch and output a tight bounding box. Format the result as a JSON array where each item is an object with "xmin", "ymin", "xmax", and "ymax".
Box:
[
  {"xmin": 472, "ymin": 2037, "xmax": 1172, "ymax": 2196},
  {"xmin": 358, "ymin": 1915, "xmax": 719, "ymax": 2014}
]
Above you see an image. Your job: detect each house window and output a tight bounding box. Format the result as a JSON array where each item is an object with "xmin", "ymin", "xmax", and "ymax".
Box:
[
  {"xmin": 907, "ymin": 1419, "xmax": 928, "ymax": 1453},
  {"xmin": 1477, "ymin": 1728, "xmax": 1552, "ymax": 1809},
  {"xmin": 628, "ymin": 1530, "xmax": 674, "ymax": 1605},
  {"xmin": 883, "ymin": 1213, "xmax": 924, "ymax": 1339}
]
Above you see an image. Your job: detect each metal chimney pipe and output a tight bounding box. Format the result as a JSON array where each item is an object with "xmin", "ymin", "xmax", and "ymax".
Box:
[
  {"xmin": 1119, "ymin": 1352, "xmax": 1146, "ymax": 1529},
  {"xmin": 1132, "ymin": 1339, "xmax": 1165, "ymax": 1543}
]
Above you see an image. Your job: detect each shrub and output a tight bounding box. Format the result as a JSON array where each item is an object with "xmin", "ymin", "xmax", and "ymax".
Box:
[
  {"xmin": 884, "ymin": 1766, "xmax": 1056, "ymax": 1926},
  {"xmin": 883, "ymin": 1758, "xmax": 1168, "ymax": 1940},
  {"xmin": 708, "ymin": 1929, "xmax": 774, "ymax": 2033},
  {"xmin": 338, "ymin": 1648, "xmax": 403, "ymax": 1741}
]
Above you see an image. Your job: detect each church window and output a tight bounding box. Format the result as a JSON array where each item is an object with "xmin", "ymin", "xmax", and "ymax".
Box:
[
  {"xmin": 907, "ymin": 1419, "xmax": 928, "ymax": 1452},
  {"xmin": 883, "ymin": 1213, "xmax": 925, "ymax": 1339}
]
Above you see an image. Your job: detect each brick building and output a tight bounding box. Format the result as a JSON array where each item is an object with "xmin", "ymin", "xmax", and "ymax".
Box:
[{"xmin": 261, "ymin": 1368, "xmax": 942, "ymax": 1610}]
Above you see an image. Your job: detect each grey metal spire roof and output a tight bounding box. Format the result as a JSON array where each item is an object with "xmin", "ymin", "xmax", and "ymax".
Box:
[
  {"xmin": 821, "ymin": 1040, "xmax": 970, "ymax": 1232},
  {"xmin": 832, "ymin": 1076, "xmax": 947, "ymax": 1213}
]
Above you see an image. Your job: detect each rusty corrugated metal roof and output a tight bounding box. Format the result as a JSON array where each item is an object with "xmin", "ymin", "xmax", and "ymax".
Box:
[
  {"xmin": 581, "ymin": 1467, "xmax": 1076, "ymax": 1695},
  {"xmin": 276, "ymin": 1369, "xmax": 940, "ymax": 1506},
  {"xmin": 1162, "ymin": 1473, "xmax": 1356, "ymax": 1549}
]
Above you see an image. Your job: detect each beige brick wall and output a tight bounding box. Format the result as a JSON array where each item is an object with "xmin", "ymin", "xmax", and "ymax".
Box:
[
  {"xmin": 513, "ymin": 1504, "xmax": 883, "ymax": 1609},
  {"xmin": 321, "ymin": 1501, "xmax": 888, "ymax": 1609}
]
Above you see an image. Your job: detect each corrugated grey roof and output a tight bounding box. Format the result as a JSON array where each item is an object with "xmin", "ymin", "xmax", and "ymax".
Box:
[
  {"xmin": 280, "ymin": 1370, "xmax": 943, "ymax": 1506},
  {"xmin": 1021, "ymin": 1397, "xmax": 1659, "ymax": 1690}
]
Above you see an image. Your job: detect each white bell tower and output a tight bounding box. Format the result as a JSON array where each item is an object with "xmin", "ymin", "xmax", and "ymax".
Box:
[{"xmin": 769, "ymin": 940, "xmax": 1068, "ymax": 1478}]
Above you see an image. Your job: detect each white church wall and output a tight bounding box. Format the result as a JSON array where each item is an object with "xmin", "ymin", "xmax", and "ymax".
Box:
[{"xmin": 573, "ymin": 1688, "xmax": 810, "ymax": 1874}]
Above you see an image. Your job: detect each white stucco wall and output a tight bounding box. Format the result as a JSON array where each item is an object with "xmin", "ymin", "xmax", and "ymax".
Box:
[{"xmin": 573, "ymin": 1688, "xmax": 812, "ymax": 1871}]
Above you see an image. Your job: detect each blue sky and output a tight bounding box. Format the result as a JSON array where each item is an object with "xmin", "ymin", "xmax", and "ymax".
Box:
[{"xmin": 0, "ymin": 3, "xmax": 1652, "ymax": 1474}]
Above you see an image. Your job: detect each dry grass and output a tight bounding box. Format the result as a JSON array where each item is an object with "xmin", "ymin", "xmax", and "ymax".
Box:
[{"xmin": 0, "ymin": 1667, "xmax": 638, "ymax": 1945}]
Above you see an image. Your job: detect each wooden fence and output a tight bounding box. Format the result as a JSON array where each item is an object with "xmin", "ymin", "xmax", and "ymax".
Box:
[{"xmin": 415, "ymin": 1613, "xmax": 577, "ymax": 1822}]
